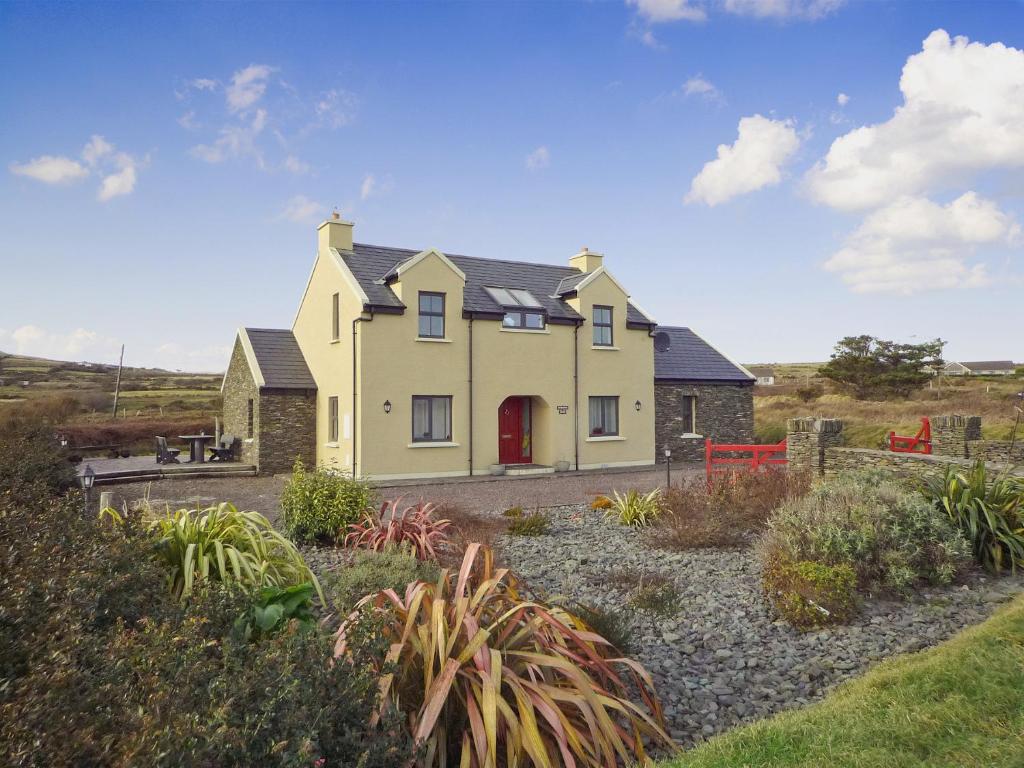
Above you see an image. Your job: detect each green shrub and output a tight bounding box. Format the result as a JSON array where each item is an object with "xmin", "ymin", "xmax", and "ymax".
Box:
[
  {"xmin": 507, "ymin": 510, "xmax": 550, "ymax": 535},
  {"xmin": 607, "ymin": 488, "xmax": 663, "ymax": 527},
  {"xmin": 763, "ymin": 557, "xmax": 858, "ymax": 630},
  {"xmin": 326, "ymin": 545, "xmax": 440, "ymax": 612},
  {"xmin": 0, "ymin": 422, "xmax": 76, "ymax": 498},
  {"xmin": 232, "ymin": 582, "xmax": 316, "ymax": 642},
  {"xmin": 761, "ymin": 473, "xmax": 970, "ymax": 593},
  {"xmin": 922, "ymin": 460, "xmax": 1024, "ymax": 574},
  {"xmin": 570, "ymin": 602, "xmax": 634, "ymax": 654},
  {"xmin": 628, "ymin": 580, "xmax": 682, "ymax": 617},
  {"xmin": 502, "ymin": 505, "xmax": 524, "ymax": 517},
  {"xmin": 0, "ymin": 488, "xmax": 411, "ymax": 767},
  {"xmin": 147, "ymin": 502, "xmax": 322, "ymax": 601},
  {"xmin": 280, "ymin": 459, "xmax": 376, "ymax": 543}
]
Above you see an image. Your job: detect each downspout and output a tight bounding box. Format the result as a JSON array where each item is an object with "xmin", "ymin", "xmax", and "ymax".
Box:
[
  {"xmin": 468, "ymin": 317, "xmax": 474, "ymax": 477},
  {"xmin": 352, "ymin": 309, "xmax": 372, "ymax": 478},
  {"xmin": 573, "ymin": 320, "xmax": 581, "ymax": 471}
]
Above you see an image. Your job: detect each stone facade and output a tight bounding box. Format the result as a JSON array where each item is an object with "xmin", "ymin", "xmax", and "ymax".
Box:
[
  {"xmin": 654, "ymin": 382, "xmax": 754, "ymax": 462},
  {"xmin": 822, "ymin": 447, "xmax": 983, "ymax": 482},
  {"xmin": 930, "ymin": 414, "xmax": 981, "ymax": 458},
  {"xmin": 221, "ymin": 339, "xmax": 316, "ymax": 475}
]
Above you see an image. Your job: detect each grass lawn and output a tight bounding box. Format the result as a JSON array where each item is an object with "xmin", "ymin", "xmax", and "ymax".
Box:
[{"xmin": 661, "ymin": 594, "xmax": 1024, "ymax": 768}]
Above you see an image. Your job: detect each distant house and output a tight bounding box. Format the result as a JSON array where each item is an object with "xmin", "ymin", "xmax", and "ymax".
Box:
[
  {"xmin": 748, "ymin": 366, "xmax": 776, "ymax": 386},
  {"xmin": 943, "ymin": 360, "xmax": 1017, "ymax": 376}
]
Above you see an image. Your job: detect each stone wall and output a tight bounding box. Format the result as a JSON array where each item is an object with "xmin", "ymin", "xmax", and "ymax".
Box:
[
  {"xmin": 222, "ymin": 340, "xmax": 259, "ymax": 467},
  {"xmin": 822, "ymin": 447, "xmax": 979, "ymax": 482},
  {"xmin": 967, "ymin": 439, "xmax": 1024, "ymax": 465},
  {"xmin": 930, "ymin": 415, "xmax": 981, "ymax": 458},
  {"xmin": 257, "ymin": 389, "xmax": 316, "ymax": 475},
  {"xmin": 655, "ymin": 382, "xmax": 754, "ymax": 462},
  {"xmin": 785, "ymin": 418, "xmax": 844, "ymax": 476}
]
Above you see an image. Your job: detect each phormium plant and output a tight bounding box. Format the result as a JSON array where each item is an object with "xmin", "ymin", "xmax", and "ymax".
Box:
[
  {"xmin": 345, "ymin": 498, "xmax": 452, "ymax": 561},
  {"xmin": 607, "ymin": 488, "xmax": 662, "ymax": 527},
  {"xmin": 333, "ymin": 544, "xmax": 674, "ymax": 767}
]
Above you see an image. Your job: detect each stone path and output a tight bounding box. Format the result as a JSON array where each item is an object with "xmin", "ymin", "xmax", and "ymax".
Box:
[{"xmin": 498, "ymin": 505, "xmax": 1024, "ymax": 748}]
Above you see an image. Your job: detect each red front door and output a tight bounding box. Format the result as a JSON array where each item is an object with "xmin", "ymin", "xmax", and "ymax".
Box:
[{"xmin": 498, "ymin": 397, "xmax": 532, "ymax": 464}]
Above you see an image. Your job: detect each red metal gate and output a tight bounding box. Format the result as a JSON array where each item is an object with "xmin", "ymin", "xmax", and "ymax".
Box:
[
  {"xmin": 889, "ymin": 417, "xmax": 931, "ymax": 454},
  {"xmin": 705, "ymin": 438, "xmax": 787, "ymax": 482}
]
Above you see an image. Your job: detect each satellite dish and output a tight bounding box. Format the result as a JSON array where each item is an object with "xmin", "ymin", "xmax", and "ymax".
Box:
[{"xmin": 653, "ymin": 331, "xmax": 671, "ymax": 353}]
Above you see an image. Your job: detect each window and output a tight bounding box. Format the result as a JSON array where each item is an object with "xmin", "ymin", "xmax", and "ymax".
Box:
[
  {"xmin": 412, "ymin": 396, "xmax": 452, "ymax": 442},
  {"xmin": 418, "ymin": 292, "xmax": 445, "ymax": 338},
  {"xmin": 246, "ymin": 398, "xmax": 254, "ymax": 438},
  {"xmin": 502, "ymin": 311, "xmax": 546, "ymax": 329},
  {"xmin": 588, "ymin": 396, "xmax": 619, "ymax": 436},
  {"xmin": 331, "ymin": 293, "xmax": 340, "ymax": 341},
  {"xmin": 681, "ymin": 395, "xmax": 697, "ymax": 434},
  {"xmin": 593, "ymin": 305, "xmax": 613, "ymax": 346},
  {"xmin": 328, "ymin": 396, "xmax": 339, "ymax": 442},
  {"xmin": 484, "ymin": 286, "xmax": 542, "ymax": 308}
]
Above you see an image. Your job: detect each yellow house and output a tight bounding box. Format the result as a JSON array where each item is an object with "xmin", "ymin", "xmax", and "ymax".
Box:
[{"xmin": 223, "ymin": 214, "xmax": 664, "ymax": 480}]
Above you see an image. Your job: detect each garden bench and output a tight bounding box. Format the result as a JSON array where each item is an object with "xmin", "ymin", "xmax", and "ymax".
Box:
[
  {"xmin": 155, "ymin": 436, "xmax": 181, "ymax": 464},
  {"xmin": 208, "ymin": 434, "xmax": 238, "ymax": 462}
]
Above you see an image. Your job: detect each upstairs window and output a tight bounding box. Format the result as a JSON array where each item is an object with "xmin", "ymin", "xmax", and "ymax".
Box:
[
  {"xmin": 588, "ymin": 396, "xmax": 619, "ymax": 437},
  {"xmin": 593, "ymin": 305, "xmax": 613, "ymax": 346},
  {"xmin": 502, "ymin": 311, "xmax": 545, "ymax": 330},
  {"xmin": 412, "ymin": 395, "xmax": 452, "ymax": 442},
  {"xmin": 331, "ymin": 293, "xmax": 340, "ymax": 341},
  {"xmin": 418, "ymin": 292, "xmax": 445, "ymax": 338}
]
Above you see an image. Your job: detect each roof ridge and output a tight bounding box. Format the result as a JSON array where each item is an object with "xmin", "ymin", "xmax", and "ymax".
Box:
[{"xmin": 353, "ymin": 242, "xmax": 581, "ymax": 273}]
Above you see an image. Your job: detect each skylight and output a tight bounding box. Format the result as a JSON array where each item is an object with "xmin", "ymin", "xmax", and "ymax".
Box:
[{"xmin": 484, "ymin": 286, "xmax": 542, "ymax": 308}]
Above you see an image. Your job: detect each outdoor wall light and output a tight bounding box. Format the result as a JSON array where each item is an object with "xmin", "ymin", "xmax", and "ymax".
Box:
[
  {"xmin": 383, "ymin": 400, "xmax": 392, "ymax": 414},
  {"xmin": 635, "ymin": 400, "xmax": 642, "ymax": 412},
  {"xmin": 59, "ymin": 434, "xmax": 68, "ymax": 448}
]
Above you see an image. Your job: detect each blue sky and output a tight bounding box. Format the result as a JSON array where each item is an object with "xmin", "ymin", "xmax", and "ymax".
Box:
[{"xmin": 2, "ymin": 0, "xmax": 1022, "ymax": 372}]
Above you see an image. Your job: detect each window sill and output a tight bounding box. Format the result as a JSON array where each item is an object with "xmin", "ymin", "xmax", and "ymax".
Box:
[
  {"xmin": 679, "ymin": 433, "xmax": 703, "ymax": 439},
  {"xmin": 500, "ymin": 328, "xmax": 550, "ymax": 335},
  {"xmin": 591, "ymin": 345, "xmax": 619, "ymax": 351},
  {"xmin": 329, "ymin": 339, "xmax": 341, "ymax": 344},
  {"xmin": 586, "ymin": 435, "xmax": 625, "ymax": 442},
  {"xmin": 415, "ymin": 337, "xmax": 453, "ymax": 343},
  {"xmin": 243, "ymin": 438, "xmax": 254, "ymax": 444},
  {"xmin": 407, "ymin": 441, "xmax": 460, "ymax": 448},
  {"xmin": 324, "ymin": 442, "xmax": 339, "ymax": 448}
]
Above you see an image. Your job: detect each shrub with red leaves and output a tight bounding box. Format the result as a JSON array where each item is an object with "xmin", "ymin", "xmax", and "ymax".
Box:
[{"xmin": 345, "ymin": 498, "xmax": 452, "ymax": 561}]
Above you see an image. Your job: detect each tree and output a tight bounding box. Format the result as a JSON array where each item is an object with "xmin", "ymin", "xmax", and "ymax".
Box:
[{"xmin": 818, "ymin": 335, "xmax": 944, "ymax": 400}]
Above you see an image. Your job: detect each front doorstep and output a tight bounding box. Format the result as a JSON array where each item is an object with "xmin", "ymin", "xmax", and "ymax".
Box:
[{"xmin": 503, "ymin": 464, "xmax": 556, "ymax": 477}]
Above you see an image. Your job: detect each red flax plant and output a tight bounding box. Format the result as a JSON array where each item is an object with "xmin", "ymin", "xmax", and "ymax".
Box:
[
  {"xmin": 333, "ymin": 544, "xmax": 674, "ymax": 767},
  {"xmin": 345, "ymin": 498, "xmax": 453, "ymax": 561}
]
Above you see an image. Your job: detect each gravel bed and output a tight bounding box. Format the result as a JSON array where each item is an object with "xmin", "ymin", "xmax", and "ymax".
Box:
[{"xmin": 496, "ymin": 504, "xmax": 1024, "ymax": 747}]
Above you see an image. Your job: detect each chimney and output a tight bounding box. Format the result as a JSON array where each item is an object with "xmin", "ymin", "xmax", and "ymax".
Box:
[
  {"xmin": 569, "ymin": 246, "xmax": 603, "ymax": 273},
  {"xmin": 317, "ymin": 211, "xmax": 354, "ymax": 253}
]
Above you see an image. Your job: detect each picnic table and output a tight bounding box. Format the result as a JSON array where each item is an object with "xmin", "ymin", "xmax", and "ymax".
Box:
[{"xmin": 178, "ymin": 434, "xmax": 214, "ymax": 463}]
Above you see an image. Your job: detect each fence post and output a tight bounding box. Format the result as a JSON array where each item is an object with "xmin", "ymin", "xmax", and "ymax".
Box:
[{"xmin": 786, "ymin": 417, "xmax": 843, "ymax": 476}]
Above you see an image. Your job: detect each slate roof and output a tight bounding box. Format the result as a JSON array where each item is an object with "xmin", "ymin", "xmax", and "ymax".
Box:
[
  {"xmin": 243, "ymin": 328, "xmax": 316, "ymax": 390},
  {"xmin": 653, "ymin": 326, "xmax": 754, "ymax": 383},
  {"xmin": 338, "ymin": 243, "xmax": 653, "ymax": 326},
  {"xmin": 957, "ymin": 360, "xmax": 1016, "ymax": 371},
  {"xmin": 748, "ymin": 366, "xmax": 775, "ymax": 378}
]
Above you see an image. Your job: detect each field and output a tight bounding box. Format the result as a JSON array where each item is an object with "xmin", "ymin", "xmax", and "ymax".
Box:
[
  {"xmin": 750, "ymin": 362, "xmax": 1023, "ymax": 448},
  {"xmin": 0, "ymin": 351, "xmax": 222, "ymax": 454}
]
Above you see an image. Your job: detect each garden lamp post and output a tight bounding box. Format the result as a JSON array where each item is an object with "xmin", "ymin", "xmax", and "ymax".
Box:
[
  {"xmin": 79, "ymin": 464, "xmax": 95, "ymax": 510},
  {"xmin": 663, "ymin": 446, "xmax": 671, "ymax": 488}
]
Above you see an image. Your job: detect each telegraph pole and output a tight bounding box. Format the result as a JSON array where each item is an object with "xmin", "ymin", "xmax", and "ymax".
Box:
[{"xmin": 111, "ymin": 345, "xmax": 124, "ymax": 418}]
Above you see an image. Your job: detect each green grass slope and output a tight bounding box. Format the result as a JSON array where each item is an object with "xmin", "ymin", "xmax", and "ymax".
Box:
[{"xmin": 662, "ymin": 594, "xmax": 1024, "ymax": 768}]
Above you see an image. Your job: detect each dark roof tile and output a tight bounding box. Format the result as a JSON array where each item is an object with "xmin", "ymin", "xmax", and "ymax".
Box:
[
  {"xmin": 244, "ymin": 328, "xmax": 316, "ymax": 390},
  {"xmin": 654, "ymin": 326, "xmax": 753, "ymax": 383}
]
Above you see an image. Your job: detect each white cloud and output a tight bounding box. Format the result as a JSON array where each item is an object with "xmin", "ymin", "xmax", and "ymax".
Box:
[
  {"xmin": 627, "ymin": 0, "xmax": 706, "ymax": 23},
  {"xmin": 81, "ymin": 135, "xmax": 113, "ymax": 166},
  {"xmin": 284, "ymin": 155, "xmax": 310, "ymax": 174},
  {"xmin": 823, "ymin": 192, "xmax": 1020, "ymax": 293},
  {"xmin": 178, "ymin": 110, "xmax": 199, "ymax": 130},
  {"xmin": 836, "ymin": 92, "xmax": 849, "ymax": 106},
  {"xmin": 0, "ymin": 325, "xmax": 121, "ymax": 362},
  {"xmin": 722, "ymin": 0, "xmax": 845, "ymax": 19},
  {"xmin": 525, "ymin": 146, "xmax": 551, "ymax": 171},
  {"xmin": 191, "ymin": 108, "xmax": 268, "ymax": 166},
  {"xmin": 360, "ymin": 173, "xmax": 393, "ymax": 200},
  {"xmin": 98, "ymin": 163, "xmax": 136, "ymax": 201},
  {"xmin": 682, "ymin": 75, "xmax": 720, "ymax": 100},
  {"xmin": 280, "ymin": 194, "xmax": 323, "ymax": 223},
  {"xmin": 192, "ymin": 77, "xmax": 218, "ymax": 92},
  {"xmin": 807, "ymin": 30, "xmax": 1024, "ymax": 211},
  {"xmin": 685, "ymin": 114, "xmax": 800, "ymax": 206},
  {"xmin": 9, "ymin": 155, "xmax": 88, "ymax": 184},
  {"xmin": 226, "ymin": 64, "xmax": 274, "ymax": 113},
  {"xmin": 313, "ymin": 88, "xmax": 357, "ymax": 129}
]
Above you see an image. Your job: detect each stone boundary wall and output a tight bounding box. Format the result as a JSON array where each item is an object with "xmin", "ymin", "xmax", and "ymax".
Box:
[{"xmin": 786, "ymin": 414, "xmax": 1021, "ymax": 481}]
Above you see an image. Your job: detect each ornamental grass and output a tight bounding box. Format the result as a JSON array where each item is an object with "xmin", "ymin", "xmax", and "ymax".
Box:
[
  {"xmin": 333, "ymin": 543, "xmax": 674, "ymax": 767},
  {"xmin": 345, "ymin": 498, "xmax": 453, "ymax": 561}
]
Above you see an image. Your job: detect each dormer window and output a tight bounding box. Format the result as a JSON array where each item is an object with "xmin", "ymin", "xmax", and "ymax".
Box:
[{"xmin": 485, "ymin": 286, "xmax": 546, "ymax": 329}]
